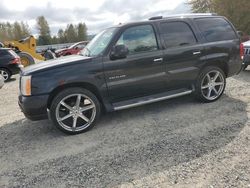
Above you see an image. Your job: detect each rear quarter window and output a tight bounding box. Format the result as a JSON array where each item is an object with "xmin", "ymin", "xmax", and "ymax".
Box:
[
  {"xmin": 0, "ymin": 50, "xmax": 10, "ymax": 56},
  {"xmin": 194, "ymin": 17, "xmax": 237, "ymax": 42}
]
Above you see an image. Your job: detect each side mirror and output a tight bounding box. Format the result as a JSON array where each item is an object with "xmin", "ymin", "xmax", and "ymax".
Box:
[{"xmin": 110, "ymin": 44, "xmax": 129, "ymax": 60}]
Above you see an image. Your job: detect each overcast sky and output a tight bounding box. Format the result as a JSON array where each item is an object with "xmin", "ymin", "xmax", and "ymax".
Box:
[{"xmin": 0, "ymin": 0, "xmax": 190, "ymax": 36}]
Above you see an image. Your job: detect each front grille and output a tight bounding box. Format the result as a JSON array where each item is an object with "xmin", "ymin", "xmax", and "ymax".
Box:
[{"xmin": 245, "ymin": 48, "xmax": 250, "ymax": 55}]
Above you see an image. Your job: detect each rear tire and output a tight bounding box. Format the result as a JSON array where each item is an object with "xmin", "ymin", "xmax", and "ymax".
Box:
[
  {"xmin": 194, "ymin": 66, "xmax": 226, "ymax": 103},
  {"xmin": 0, "ymin": 68, "xmax": 11, "ymax": 81},
  {"xmin": 50, "ymin": 88, "xmax": 101, "ymax": 134},
  {"xmin": 18, "ymin": 52, "xmax": 35, "ymax": 67}
]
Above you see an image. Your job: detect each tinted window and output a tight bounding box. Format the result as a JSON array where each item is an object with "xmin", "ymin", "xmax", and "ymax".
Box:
[
  {"xmin": 160, "ymin": 22, "xmax": 197, "ymax": 48},
  {"xmin": 116, "ymin": 25, "xmax": 158, "ymax": 54},
  {"xmin": 0, "ymin": 50, "xmax": 9, "ymax": 56},
  {"xmin": 195, "ymin": 17, "xmax": 237, "ymax": 42}
]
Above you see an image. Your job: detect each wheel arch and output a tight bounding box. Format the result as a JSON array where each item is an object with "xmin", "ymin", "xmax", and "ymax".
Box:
[
  {"xmin": 201, "ymin": 61, "xmax": 229, "ymax": 77},
  {"xmin": 0, "ymin": 67, "xmax": 11, "ymax": 73},
  {"xmin": 47, "ymin": 82, "xmax": 104, "ymax": 110},
  {"xmin": 0, "ymin": 67, "xmax": 11, "ymax": 77}
]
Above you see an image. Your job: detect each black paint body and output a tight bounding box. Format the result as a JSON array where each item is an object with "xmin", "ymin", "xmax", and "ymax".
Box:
[{"xmin": 18, "ymin": 15, "xmax": 242, "ymax": 120}]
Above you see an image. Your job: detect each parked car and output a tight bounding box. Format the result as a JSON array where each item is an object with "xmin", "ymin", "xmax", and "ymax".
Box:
[
  {"xmin": 242, "ymin": 40, "xmax": 250, "ymax": 70},
  {"xmin": 19, "ymin": 14, "xmax": 242, "ymax": 134},
  {"xmin": 55, "ymin": 41, "xmax": 88, "ymax": 57},
  {"xmin": 0, "ymin": 48, "xmax": 22, "ymax": 81},
  {"xmin": 0, "ymin": 75, "xmax": 4, "ymax": 88}
]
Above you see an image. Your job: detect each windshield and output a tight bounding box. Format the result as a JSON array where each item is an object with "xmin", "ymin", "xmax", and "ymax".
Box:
[
  {"xmin": 69, "ymin": 43, "xmax": 77, "ymax": 49},
  {"xmin": 81, "ymin": 27, "xmax": 117, "ymax": 57}
]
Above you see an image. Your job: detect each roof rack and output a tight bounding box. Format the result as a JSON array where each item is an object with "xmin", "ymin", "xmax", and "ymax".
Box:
[
  {"xmin": 149, "ymin": 16, "xmax": 163, "ymax": 20},
  {"xmin": 148, "ymin": 13, "xmax": 217, "ymax": 20}
]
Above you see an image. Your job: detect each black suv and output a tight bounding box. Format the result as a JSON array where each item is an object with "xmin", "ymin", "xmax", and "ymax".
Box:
[
  {"xmin": 19, "ymin": 14, "xmax": 242, "ymax": 134},
  {"xmin": 0, "ymin": 48, "xmax": 21, "ymax": 81}
]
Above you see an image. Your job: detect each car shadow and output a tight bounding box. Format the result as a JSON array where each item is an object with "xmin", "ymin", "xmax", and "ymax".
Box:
[
  {"xmin": 5, "ymin": 77, "xmax": 17, "ymax": 83},
  {"xmin": 0, "ymin": 94, "xmax": 248, "ymax": 187},
  {"xmin": 234, "ymin": 69, "xmax": 250, "ymax": 83}
]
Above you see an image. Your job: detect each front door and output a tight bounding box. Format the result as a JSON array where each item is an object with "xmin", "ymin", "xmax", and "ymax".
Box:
[{"xmin": 104, "ymin": 24, "xmax": 166, "ymax": 103}]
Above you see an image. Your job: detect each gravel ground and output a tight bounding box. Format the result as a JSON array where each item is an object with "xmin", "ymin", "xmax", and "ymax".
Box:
[{"xmin": 0, "ymin": 70, "xmax": 250, "ymax": 188}]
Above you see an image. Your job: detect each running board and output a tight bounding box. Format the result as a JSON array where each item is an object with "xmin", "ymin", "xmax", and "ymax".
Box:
[{"xmin": 113, "ymin": 89, "xmax": 192, "ymax": 111}]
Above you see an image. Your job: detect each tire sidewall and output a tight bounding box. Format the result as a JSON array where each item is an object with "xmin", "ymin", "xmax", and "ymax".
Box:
[
  {"xmin": 50, "ymin": 88, "xmax": 101, "ymax": 134},
  {"xmin": 195, "ymin": 66, "xmax": 226, "ymax": 102},
  {"xmin": 0, "ymin": 68, "xmax": 11, "ymax": 81}
]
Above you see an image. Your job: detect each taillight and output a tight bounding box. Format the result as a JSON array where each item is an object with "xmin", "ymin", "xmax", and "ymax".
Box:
[
  {"xmin": 240, "ymin": 43, "xmax": 244, "ymax": 60},
  {"xmin": 11, "ymin": 58, "xmax": 21, "ymax": 65}
]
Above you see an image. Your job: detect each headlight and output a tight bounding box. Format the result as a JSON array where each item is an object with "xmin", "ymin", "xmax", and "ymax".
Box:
[{"xmin": 20, "ymin": 75, "xmax": 32, "ymax": 96}]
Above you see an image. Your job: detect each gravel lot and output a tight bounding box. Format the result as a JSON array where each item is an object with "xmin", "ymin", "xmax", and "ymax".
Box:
[{"xmin": 0, "ymin": 70, "xmax": 250, "ymax": 188}]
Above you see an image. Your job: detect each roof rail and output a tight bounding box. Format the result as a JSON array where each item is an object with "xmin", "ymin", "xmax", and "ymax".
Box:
[
  {"xmin": 149, "ymin": 13, "xmax": 217, "ymax": 20},
  {"xmin": 166, "ymin": 13, "xmax": 218, "ymax": 18},
  {"xmin": 149, "ymin": 16, "xmax": 163, "ymax": 20},
  {"xmin": 170, "ymin": 13, "xmax": 218, "ymax": 16}
]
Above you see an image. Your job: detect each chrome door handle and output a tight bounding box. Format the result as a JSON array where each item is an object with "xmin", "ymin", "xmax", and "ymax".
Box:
[
  {"xmin": 193, "ymin": 51, "xmax": 201, "ymax": 55},
  {"xmin": 154, "ymin": 58, "xmax": 163, "ymax": 62}
]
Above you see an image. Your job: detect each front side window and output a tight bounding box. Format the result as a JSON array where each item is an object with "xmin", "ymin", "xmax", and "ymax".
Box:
[
  {"xmin": 81, "ymin": 27, "xmax": 117, "ymax": 57},
  {"xmin": 195, "ymin": 17, "xmax": 237, "ymax": 42},
  {"xmin": 160, "ymin": 21, "xmax": 197, "ymax": 48},
  {"xmin": 116, "ymin": 25, "xmax": 158, "ymax": 54}
]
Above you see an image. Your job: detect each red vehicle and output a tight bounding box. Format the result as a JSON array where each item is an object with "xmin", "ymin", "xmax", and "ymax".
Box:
[{"xmin": 55, "ymin": 41, "xmax": 88, "ymax": 57}]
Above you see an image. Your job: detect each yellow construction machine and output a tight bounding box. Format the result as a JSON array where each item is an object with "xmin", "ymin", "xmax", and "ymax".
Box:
[{"xmin": 4, "ymin": 36, "xmax": 45, "ymax": 67}]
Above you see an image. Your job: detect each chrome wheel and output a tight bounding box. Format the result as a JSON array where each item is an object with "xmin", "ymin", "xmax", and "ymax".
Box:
[
  {"xmin": 0, "ymin": 69, "xmax": 9, "ymax": 81},
  {"xmin": 201, "ymin": 70, "xmax": 225, "ymax": 100},
  {"xmin": 55, "ymin": 94, "xmax": 96, "ymax": 132}
]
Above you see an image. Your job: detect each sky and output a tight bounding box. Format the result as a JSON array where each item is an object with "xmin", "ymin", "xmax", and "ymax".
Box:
[{"xmin": 0, "ymin": 0, "xmax": 190, "ymax": 36}]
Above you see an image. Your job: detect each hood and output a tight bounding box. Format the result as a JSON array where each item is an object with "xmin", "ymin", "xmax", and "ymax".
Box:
[
  {"xmin": 22, "ymin": 55, "xmax": 92, "ymax": 75},
  {"xmin": 243, "ymin": 40, "xmax": 250, "ymax": 47}
]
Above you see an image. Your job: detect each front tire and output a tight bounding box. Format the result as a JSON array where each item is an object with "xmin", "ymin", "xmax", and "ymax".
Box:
[
  {"xmin": 50, "ymin": 88, "xmax": 101, "ymax": 134},
  {"xmin": 194, "ymin": 66, "xmax": 226, "ymax": 102}
]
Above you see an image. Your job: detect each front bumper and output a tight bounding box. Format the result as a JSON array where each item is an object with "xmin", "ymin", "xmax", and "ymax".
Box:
[{"xmin": 18, "ymin": 94, "xmax": 49, "ymax": 121}]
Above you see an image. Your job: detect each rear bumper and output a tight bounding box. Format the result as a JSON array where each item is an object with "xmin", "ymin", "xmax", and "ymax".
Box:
[
  {"xmin": 18, "ymin": 94, "xmax": 49, "ymax": 121},
  {"xmin": 8, "ymin": 64, "xmax": 20, "ymax": 75},
  {"xmin": 243, "ymin": 55, "xmax": 250, "ymax": 65}
]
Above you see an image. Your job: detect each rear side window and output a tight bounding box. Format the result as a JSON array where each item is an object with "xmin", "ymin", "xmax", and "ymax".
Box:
[
  {"xmin": 0, "ymin": 50, "xmax": 9, "ymax": 56},
  {"xmin": 195, "ymin": 17, "xmax": 237, "ymax": 42},
  {"xmin": 160, "ymin": 21, "xmax": 197, "ymax": 48}
]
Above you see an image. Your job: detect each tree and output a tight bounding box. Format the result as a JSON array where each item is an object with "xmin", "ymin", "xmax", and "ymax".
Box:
[
  {"xmin": 13, "ymin": 22, "xmax": 22, "ymax": 40},
  {"xmin": 188, "ymin": 0, "xmax": 250, "ymax": 34},
  {"xmin": 57, "ymin": 29, "xmax": 65, "ymax": 43},
  {"xmin": 51, "ymin": 36, "xmax": 58, "ymax": 44},
  {"xmin": 0, "ymin": 21, "xmax": 30, "ymax": 42},
  {"xmin": 77, "ymin": 23, "xmax": 87, "ymax": 41},
  {"xmin": 20, "ymin": 22, "xmax": 31, "ymax": 38},
  {"xmin": 65, "ymin": 24, "xmax": 78, "ymax": 42},
  {"xmin": 188, "ymin": 0, "xmax": 214, "ymax": 13},
  {"xmin": 36, "ymin": 16, "xmax": 51, "ymax": 45}
]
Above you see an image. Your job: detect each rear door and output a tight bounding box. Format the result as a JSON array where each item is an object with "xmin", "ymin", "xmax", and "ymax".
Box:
[
  {"xmin": 158, "ymin": 20, "xmax": 206, "ymax": 89},
  {"xmin": 193, "ymin": 17, "xmax": 241, "ymax": 75},
  {"xmin": 104, "ymin": 24, "xmax": 166, "ymax": 102}
]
